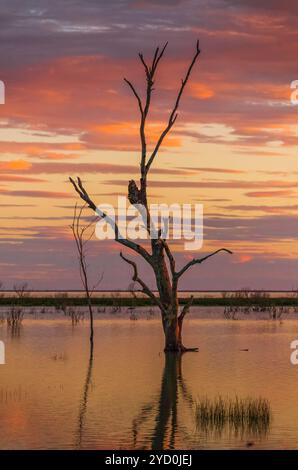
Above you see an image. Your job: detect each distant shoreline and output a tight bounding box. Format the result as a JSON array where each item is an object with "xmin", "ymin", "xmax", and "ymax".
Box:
[
  {"xmin": 1, "ymin": 290, "xmax": 297, "ymax": 293},
  {"xmin": 1, "ymin": 294, "xmax": 298, "ymax": 307}
]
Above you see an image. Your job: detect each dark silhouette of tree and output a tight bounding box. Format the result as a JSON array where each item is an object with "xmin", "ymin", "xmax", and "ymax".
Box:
[{"xmin": 70, "ymin": 41, "xmax": 232, "ymax": 352}]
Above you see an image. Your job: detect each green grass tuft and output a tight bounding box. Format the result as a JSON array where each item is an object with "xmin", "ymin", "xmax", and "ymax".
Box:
[{"xmin": 195, "ymin": 395, "xmax": 271, "ymax": 437}]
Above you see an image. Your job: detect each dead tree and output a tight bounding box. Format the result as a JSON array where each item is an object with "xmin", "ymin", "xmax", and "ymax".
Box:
[
  {"xmin": 70, "ymin": 41, "xmax": 232, "ymax": 352},
  {"xmin": 70, "ymin": 204, "xmax": 102, "ymax": 344},
  {"xmin": 13, "ymin": 282, "xmax": 30, "ymax": 299}
]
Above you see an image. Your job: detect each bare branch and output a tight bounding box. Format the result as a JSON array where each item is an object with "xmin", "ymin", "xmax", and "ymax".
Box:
[
  {"xmin": 161, "ymin": 239, "xmax": 175, "ymax": 276},
  {"xmin": 69, "ymin": 177, "xmax": 97, "ymax": 211},
  {"xmin": 145, "ymin": 40, "xmax": 200, "ymax": 173},
  {"xmin": 69, "ymin": 177, "xmax": 153, "ymax": 265},
  {"xmin": 120, "ymin": 252, "xmax": 166, "ymax": 313},
  {"xmin": 124, "ymin": 78, "xmax": 143, "ymax": 116},
  {"xmin": 91, "ymin": 271, "xmax": 104, "ymax": 293},
  {"xmin": 139, "ymin": 43, "xmax": 168, "ymax": 80},
  {"xmin": 139, "ymin": 53, "xmax": 150, "ymax": 79},
  {"xmin": 175, "ymin": 248, "xmax": 233, "ymax": 279},
  {"xmin": 130, "ymin": 42, "xmax": 169, "ymax": 175},
  {"xmin": 178, "ymin": 295, "xmax": 194, "ymax": 324},
  {"xmin": 151, "ymin": 42, "xmax": 168, "ymax": 74}
]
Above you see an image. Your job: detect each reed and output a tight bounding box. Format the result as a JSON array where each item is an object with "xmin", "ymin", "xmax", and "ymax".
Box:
[
  {"xmin": 65, "ymin": 307, "xmax": 84, "ymax": 324},
  {"xmin": 195, "ymin": 395, "xmax": 271, "ymax": 437},
  {"xmin": 223, "ymin": 305, "xmax": 291, "ymax": 320}
]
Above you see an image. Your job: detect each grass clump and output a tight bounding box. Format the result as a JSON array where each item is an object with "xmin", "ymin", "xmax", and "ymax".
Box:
[{"xmin": 195, "ymin": 395, "xmax": 271, "ymax": 437}]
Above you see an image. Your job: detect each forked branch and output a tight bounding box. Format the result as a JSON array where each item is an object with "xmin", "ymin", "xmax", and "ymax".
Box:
[
  {"xmin": 176, "ymin": 248, "xmax": 233, "ymax": 280},
  {"xmin": 162, "ymin": 239, "xmax": 176, "ymax": 276},
  {"xmin": 125, "ymin": 43, "xmax": 168, "ymax": 174},
  {"xmin": 69, "ymin": 177, "xmax": 152, "ymax": 265},
  {"xmin": 178, "ymin": 295, "xmax": 194, "ymax": 324},
  {"xmin": 120, "ymin": 252, "xmax": 166, "ymax": 313},
  {"xmin": 124, "ymin": 40, "xmax": 200, "ymax": 177},
  {"xmin": 145, "ymin": 40, "xmax": 200, "ymax": 173},
  {"xmin": 69, "ymin": 177, "xmax": 97, "ymax": 211},
  {"xmin": 123, "ymin": 78, "xmax": 143, "ymax": 116}
]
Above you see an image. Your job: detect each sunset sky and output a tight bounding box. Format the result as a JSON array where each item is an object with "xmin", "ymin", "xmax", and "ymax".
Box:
[{"xmin": 0, "ymin": 0, "xmax": 298, "ymax": 290}]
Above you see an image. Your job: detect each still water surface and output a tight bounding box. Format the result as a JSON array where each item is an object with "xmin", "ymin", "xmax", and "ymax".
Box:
[{"xmin": 0, "ymin": 308, "xmax": 298, "ymax": 449}]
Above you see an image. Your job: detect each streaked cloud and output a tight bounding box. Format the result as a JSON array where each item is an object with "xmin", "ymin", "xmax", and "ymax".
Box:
[
  {"xmin": 0, "ymin": 0, "xmax": 297, "ymax": 288},
  {"xmin": 245, "ymin": 190, "xmax": 296, "ymax": 198}
]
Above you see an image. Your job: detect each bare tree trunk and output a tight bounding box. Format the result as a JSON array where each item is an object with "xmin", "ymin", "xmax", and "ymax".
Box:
[
  {"xmin": 163, "ymin": 318, "xmax": 181, "ymax": 352},
  {"xmin": 151, "ymin": 240, "xmax": 195, "ymax": 352},
  {"xmin": 86, "ymin": 291, "xmax": 94, "ymax": 344},
  {"xmin": 69, "ymin": 41, "xmax": 232, "ymax": 354}
]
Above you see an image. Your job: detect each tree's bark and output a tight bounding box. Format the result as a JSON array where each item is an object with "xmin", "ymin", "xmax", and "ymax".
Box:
[
  {"xmin": 151, "ymin": 240, "xmax": 183, "ymax": 352},
  {"xmin": 163, "ymin": 317, "xmax": 181, "ymax": 352}
]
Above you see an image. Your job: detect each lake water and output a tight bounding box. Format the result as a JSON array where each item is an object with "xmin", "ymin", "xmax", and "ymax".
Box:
[{"xmin": 0, "ymin": 307, "xmax": 298, "ymax": 450}]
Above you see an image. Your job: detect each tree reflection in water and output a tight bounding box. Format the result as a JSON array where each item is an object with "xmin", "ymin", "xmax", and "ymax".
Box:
[
  {"xmin": 74, "ymin": 351, "xmax": 271, "ymax": 450},
  {"xmin": 7, "ymin": 324, "xmax": 22, "ymax": 339},
  {"xmin": 132, "ymin": 354, "xmax": 271, "ymax": 450},
  {"xmin": 75, "ymin": 342, "xmax": 94, "ymax": 449}
]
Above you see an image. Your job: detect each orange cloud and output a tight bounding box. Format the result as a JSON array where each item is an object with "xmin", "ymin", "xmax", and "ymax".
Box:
[
  {"xmin": 0, "ymin": 159, "xmax": 32, "ymax": 171},
  {"xmin": 238, "ymin": 255, "xmax": 253, "ymax": 263},
  {"xmin": 0, "ymin": 142, "xmax": 87, "ymax": 156},
  {"xmin": 92, "ymin": 121, "xmax": 181, "ymax": 148},
  {"xmin": 189, "ymin": 82, "xmax": 215, "ymax": 99}
]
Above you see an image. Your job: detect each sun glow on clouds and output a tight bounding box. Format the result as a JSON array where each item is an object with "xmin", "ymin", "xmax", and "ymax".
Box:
[
  {"xmin": 0, "ymin": 0, "xmax": 298, "ymax": 288},
  {"xmin": 0, "ymin": 159, "xmax": 31, "ymax": 171},
  {"xmin": 93, "ymin": 122, "xmax": 181, "ymax": 147},
  {"xmin": 238, "ymin": 255, "xmax": 253, "ymax": 263},
  {"xmin": 189, "ymin": 82, "xmax": 215, "ymax": 99}
]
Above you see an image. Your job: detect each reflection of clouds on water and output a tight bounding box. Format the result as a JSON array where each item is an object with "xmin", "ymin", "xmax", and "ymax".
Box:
[{"xmin": 0, "ymin": 319, "xmax": 287, "ymax": 449}]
